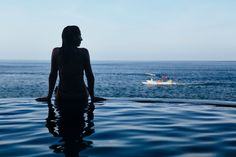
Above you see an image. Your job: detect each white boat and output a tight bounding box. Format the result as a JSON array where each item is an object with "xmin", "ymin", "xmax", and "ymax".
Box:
[{"xmin": 142, "ymin": 78, "xmax": 176, "ymax": 85}]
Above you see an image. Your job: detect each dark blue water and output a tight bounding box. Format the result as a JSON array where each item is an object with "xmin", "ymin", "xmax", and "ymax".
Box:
[
  {"xmin": 1, "ymin": 98, "xmax": 236, "ymax": 157},
  {"xmin": 1, "ymin": 61, "xmax": 236, "ymax": 157},
  {"xmin": 0, "ymin": 61, "xmax": 236, "ymax": 101}
]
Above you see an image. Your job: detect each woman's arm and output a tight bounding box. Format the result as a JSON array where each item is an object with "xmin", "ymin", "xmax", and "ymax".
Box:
[
  {"xmin": 36, "ymin": 48, "xmax": 58, "ymax": 101},
  {"xmin": 47, "ymin": 48, "xmax": 58, "ymax": 99},
  {"xmin": 84, "ymin": 49, "xmax": 95, "ymax": 102}
]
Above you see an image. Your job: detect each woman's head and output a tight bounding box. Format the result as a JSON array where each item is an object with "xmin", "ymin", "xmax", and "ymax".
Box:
[{"xmin": 62, "ymin": 25, "xmax": 82, "ymax": 47}]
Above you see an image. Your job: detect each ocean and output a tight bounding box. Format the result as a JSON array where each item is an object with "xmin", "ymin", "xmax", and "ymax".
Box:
[
  {"xmin": 0, "ymin": 61, "xmax": 236, "ymax": 101},
  {"xmin": 1, "ymin": 61, "xmax": 236, "ymax": 157}
]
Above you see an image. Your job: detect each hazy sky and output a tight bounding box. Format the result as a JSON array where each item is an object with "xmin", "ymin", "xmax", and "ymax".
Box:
[{"xmin": 0, "ymin": 0, "xmax": 236, "ymax": 61}]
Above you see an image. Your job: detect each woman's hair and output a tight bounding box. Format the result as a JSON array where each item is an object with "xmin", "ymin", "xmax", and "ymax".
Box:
[
  {"xmin": 60, "ymin": 25, "xmax": 81, "ymax": 64},
  {"xmin": 62, "ymin": 25, "xmax": 81, "ymax": 47}
]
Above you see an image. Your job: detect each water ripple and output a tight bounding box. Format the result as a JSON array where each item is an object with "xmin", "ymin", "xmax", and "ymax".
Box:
[{"xmin": 1, "ymin": 98, "xmax": 236, "ymax": 156}]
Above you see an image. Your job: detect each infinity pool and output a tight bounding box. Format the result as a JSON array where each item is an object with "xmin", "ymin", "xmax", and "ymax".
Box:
[{"xmin": 1, "ymin": 98, "xmax": 236, "ymax": 157}]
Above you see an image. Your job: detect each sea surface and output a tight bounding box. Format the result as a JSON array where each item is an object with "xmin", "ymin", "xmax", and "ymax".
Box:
[
  {"xmin": 0, "ymin": 61, "xmax": 236, "ymax": 101},
  {"xmin": 0, "ymin": 61, "xmax": 236, "ymax": 157}
]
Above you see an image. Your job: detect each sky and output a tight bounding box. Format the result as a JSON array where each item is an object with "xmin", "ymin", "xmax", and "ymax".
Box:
[{"xmin": 0, "ymin": 0, "xmax": 236, "ymax": 61}]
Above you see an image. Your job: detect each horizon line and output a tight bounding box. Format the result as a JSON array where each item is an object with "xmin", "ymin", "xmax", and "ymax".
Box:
[{"xmin": 0, "ymin": 59, "xmax": 236, "ymax": 62}]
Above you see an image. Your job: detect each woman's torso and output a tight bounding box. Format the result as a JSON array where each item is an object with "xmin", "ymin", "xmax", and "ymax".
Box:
[{"xmin": 56, "ymin": 47, "xmax": 88, "ymax": 100}]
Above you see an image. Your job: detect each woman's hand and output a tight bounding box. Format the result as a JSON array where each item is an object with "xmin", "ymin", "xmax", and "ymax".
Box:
[
  {"xmin": 35, "ymin": 96, "xmax": 51, "ymax": 102},
  {"xmin": 93, "ymin": 96, "xmax": 106, "ymax": 102}
]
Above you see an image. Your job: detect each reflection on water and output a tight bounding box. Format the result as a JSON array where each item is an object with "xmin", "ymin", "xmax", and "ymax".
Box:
[
  {"xmin": 46, "ymin": 100, "xmax": 95, "ymax": 157},
  {"xmin": 2, "ymin": 98, "xmax": 236, "ymax": 157}
]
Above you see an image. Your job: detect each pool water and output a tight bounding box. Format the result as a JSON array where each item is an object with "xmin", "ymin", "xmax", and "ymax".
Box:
[{"xmin": 1, "ymin": 98, "xmax": 236, "ymax": 157}]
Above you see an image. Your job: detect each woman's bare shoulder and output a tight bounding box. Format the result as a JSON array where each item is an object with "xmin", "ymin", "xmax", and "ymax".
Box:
[
  {"xmin": 53, "ymin": 47, "xmax": 61, "ymax": 52},
  {"xmin": 78, "ymin": 48, "xmax": 90, "ymax": 58},
  {"xmin": 78, "ymin": 47, "xmax": 89, "ymax": 53},
  {"xmin": 52, "ymin": 47, "xmax": 61, "ymax": 56}
]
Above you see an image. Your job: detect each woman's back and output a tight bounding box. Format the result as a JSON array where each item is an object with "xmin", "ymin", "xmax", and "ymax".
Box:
[{"xmin": 56, "ymin": 47, "xmax": 89, "ymax": 99}]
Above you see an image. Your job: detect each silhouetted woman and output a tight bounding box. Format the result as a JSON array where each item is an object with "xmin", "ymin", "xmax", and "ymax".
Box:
[
  {"xmin": 37, "ymin": 25, "xmax": 102, "ymax": 103},
  {"xmin": 36, "ymin": 26, "xmax": 104, "ymax": 156}
]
